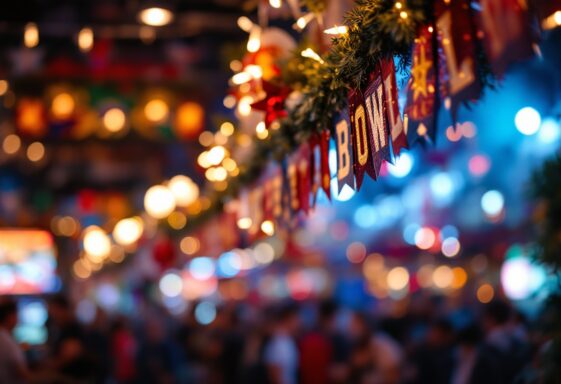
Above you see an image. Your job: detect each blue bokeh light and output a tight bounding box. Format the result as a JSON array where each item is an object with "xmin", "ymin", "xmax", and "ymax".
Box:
[
  {"xmin": 515, "ymin": 107, "xmax": 541, "ymax": 136},
  {"xmin": 388, "ymin": 152, "xmax": 414, "ymax": 178},
  {"xmin": 354, "ymin": 205, "xmax": 378, "ymax": 228}
]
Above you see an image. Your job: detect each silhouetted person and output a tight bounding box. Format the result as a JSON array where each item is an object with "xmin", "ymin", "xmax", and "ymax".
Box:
[{"xmin": 0, "ymin": 298, "xmax": 30, "ymax": 383}]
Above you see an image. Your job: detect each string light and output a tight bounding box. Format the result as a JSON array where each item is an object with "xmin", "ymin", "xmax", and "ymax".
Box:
[
  {"xmin": 247, "ymin": 27, "xmax": 261, "ymax": 53},
  {"xmin": 256, "ymin": 121, "xmax": 269, "ymax": 139},
  {"xmin": 395, "ymin": 2, "xmax": 403, "ymax": 9},
  {"xmin": 231, "ymin": 72, "xmax": 252, "ymax": 85},
  {"xmin": 0, "ymin": 80, "xmax": 8, "ymax": 96},
  {"xmin": 24, "ymin": 23, "xmax": 39, "ymax": 48},
  {"xmin": 294, "ymin": 13, "xmax": 315, "ymax": 30},
  {"xmin": 2, "ymin": 134, "xmax": 21, "ymax": 154},
  {"xmin": 237, "ymin": 217, "xmax": 252, "ymax": 230},
  {"xmin": 542, "ymin": 10, "xmax": 561, "ymax": 30},
  {"xmin": 301, "ymin": 48, "xmax": 325, "ymax": 64},
  {"xmin": 245, "ymin": 65, "xmax": 263, "ymax": 79},
  {"xmin": 269, "ymin": 0, "xmax": 282, "ymax": 8},
  {"xmin": 400, "ymin": 11, "xmax": 408, "ymax": 19},
  {"xmin": 103, "ymin": 108, "xmax": 126, "ymax": 132},
  {"xmin": 27, "ymin": 142, "xmax": 45, "ymax": 162},
  {"xmin": 261, "ymin": 220, "xmax": 275, "ymax": 236},
  {"xmin": 237, "ymin": 16, "xmax": 254, "ymax": 32},
  {"xmin": 323, "ymin": 25, "xmax": 349, "ymax": 35},
  {"xmin": 144, "ymin": 99, "xmax": 169, "ymax": 123},
  {"xmin": 78, "ymin": 27, "xmax": 94, "ymax": 52},
  {"xmin": 220, "ymin": 122, "xmax": 235, "ymax": 136}
]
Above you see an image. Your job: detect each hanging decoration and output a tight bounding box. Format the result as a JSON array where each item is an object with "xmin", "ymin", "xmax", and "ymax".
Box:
[{"xmin": 181, "ymin": 0, "xmax": 554, "ymax": 239}]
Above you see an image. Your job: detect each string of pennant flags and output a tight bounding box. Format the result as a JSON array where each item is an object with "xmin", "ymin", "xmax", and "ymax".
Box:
[{"xmin": 187, "ymin": 0, "xmax": 557, "ymax": 235}]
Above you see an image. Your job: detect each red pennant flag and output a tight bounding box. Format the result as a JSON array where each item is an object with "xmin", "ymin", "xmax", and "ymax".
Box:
[
  {"xmin": 436, "ymin": 0, "xmax": 481, "ymax": 121},
  {"xmin": 404, "ymin": 27, "xmax": 439, "ymax": 145},
  {"xmin": 364, "ymin": 65, "xmax": 391, "ymax": 176},
  {"xmin": 349, "ymin": 90, "xmax": 376, "ymax": 189},
  {"xmin": 380, "ymin": 57, "xmax": 408, "ymax": 157},
  {"xmin": 478, "ymin": 0, "xmax": 534, "ymax": 77},
  {"xmin": 319, "ymin": 130, "xmax": 332, "ymax": 200},
  {"xmin": 297, "ymin": 144, "xmax": 312, "ymax": 214},
  {"xmin": 334, "ymin": 109, "xmax": 356, "ymax": 193}
]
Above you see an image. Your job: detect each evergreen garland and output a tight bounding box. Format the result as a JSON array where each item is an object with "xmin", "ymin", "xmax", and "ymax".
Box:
[{"xmin": 531, "ymin": 154, "xmax": 561, "ymax": 384}]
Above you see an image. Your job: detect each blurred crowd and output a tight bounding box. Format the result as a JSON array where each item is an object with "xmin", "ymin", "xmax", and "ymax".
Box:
[{"xmin": 0, "ymin": 293, "xmax": 551, "ymax": 384}]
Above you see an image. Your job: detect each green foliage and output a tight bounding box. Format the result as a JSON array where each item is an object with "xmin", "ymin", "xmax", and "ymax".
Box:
[{"xmin": 531, "ymin": 154, "xmax": 561, "ymax": 383}]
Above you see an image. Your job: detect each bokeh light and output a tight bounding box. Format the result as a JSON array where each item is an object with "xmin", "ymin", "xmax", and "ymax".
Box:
[
  {"xmin": 515, "ymin": 107, "xmax": 541, "ymax": 135},
  {"xmin": 144, "ymin": 185, "xmax": 176, "ymax": 219}
]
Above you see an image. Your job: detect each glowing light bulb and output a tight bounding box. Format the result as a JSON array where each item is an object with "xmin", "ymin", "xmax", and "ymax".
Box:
[
  {"xmin": 113, "ymin": 217, "xmax": 144, "ymax": 246},
  {"xmin": 24, "ymin": 23, "xmax": 39, "ymax": 48},
  {"xmin": 78, "ymin": 27, "xmax": 94, "ymax": 52},
  {"xmin": 168, "ymin": 175, "xmax": 199, "ymax": 207},
  {"xmin": 144, "ymin": 99, "xmax": 169, "ymax": 123},
  {"xmin": 323, "ymin": 25, "xmax": 348, "ymax": 35},
  {"xmin": 144, "ymin": 185, "xmax": 176, "ymax": 219},
  {"xmin": 301, "ymin": 48, "xmax": 325, "ymax": 64},
  {"xmin": 51, "ymin": 93, "xmax": 75, "ymax": 119},
  {"xmin": 83, "ymin": 226, "xmax": 111, "ymax": 260},
  {"xmin": 261, "ymin": 220, "xmax": 275, "ymax": 236},
  {"xmin": 247, "ymin": 27, "xmax": 261, "ymax": 53},
  {"xmin": 269, "ymin": 0, "xmax": 282, "ymax": 8},
  {"xmin": 138, "ymin": 7, "xmax": 174, "ymax": 27},
  {"xmin": 103, "ymin": 108, "xmax": 126, "ymax": 132}
]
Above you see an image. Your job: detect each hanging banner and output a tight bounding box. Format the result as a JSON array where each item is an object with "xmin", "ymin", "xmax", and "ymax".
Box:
[
  {"xmin": 297, "ymin": 143, "xmax": 312, "ymax": 214},
  {"xmin": 349, "ymin": 90, "xmax": 376, "ymax": 189},
  {"xmin": 479, "ymin": 0, "xmax": 534, "ymax": 77},
  {"xmin": 309, "ymin": 131, "xmax": 332, "ymax": 201},
  {"xmin": 334, "ymin": 110, "xmax": 355, "ymax": 193},
  {"xmin": 436, "ymin": 0, "xmax": 480, "ymax": 120},
  {"xmin": 380, "ymin": 57, "xmax": 408, "ymax": 157},
  {"xmin": 364, "ymin": 66, "xmax": 391, "ymax": 176},
  {"xmin": 404, "ymin": 27, "xmax": 439, "ymax": 145},
  {"xmin": 287, "ymin": 152, "xmax": 301, "ymax": 214}
]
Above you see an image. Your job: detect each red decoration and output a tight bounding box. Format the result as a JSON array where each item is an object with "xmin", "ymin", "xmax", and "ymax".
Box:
[
  {"xmin": 380, "ymin": 57, "xmax": 408, "ymax": 157},
  {"xmin": 404, "ymin": 27, "xmax": 439, "ymax": 145},
  {"xmin": 478, "ymin": 0, "xmax": 534, "ymax": 77},
  {"xmin": 251, "ymin": 80, "xmax": 291, "ymax": 127}
]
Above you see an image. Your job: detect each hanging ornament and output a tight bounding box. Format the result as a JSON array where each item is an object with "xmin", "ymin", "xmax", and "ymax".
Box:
[{"xmin": 250, "ymin": 80, "xmax": 292, "ymax": 127}]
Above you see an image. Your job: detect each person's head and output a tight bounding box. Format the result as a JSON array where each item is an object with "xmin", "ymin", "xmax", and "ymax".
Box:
[
  {"xmin": 318, "ymin": 300, "xmax": 338, "ymax": 329},
  {"xmin": 427, "ymin": 318, "xmax": 454, "ymax": 346},
  {"xmin": 48, "ymin": 294, "xmax": 73, "ymax": 325},
  {"xmin": 0, "ymin": 298, "xmax": 19, "ymax": 331},
  {"xmin": 349, "ymin": 311, "xmax": 370, "ymax": 340},
  {"xmin": 276, "ymin": 303, "xmax": 300, "ymax": 335},
  {"xmin": 457, "ymin": 323, "xmax": 483, "ymax": 349},
  {"xmin": 482, "ymin": 300, "xmax": 511, "ymax": 332}
]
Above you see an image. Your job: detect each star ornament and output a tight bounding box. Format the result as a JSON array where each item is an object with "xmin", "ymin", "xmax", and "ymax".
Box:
[
  {"xmin": 410, "ymin": 38, "xmax": 433, "ymax": 101},
  {"xmin": 251, "ymin": 80, "xmax": 292, "ymax": 127}
]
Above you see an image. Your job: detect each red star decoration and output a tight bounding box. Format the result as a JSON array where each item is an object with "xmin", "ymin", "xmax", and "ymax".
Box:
[{"xmin": 251, "ymin": 80, "xmax": 292, "ymax": 127}]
